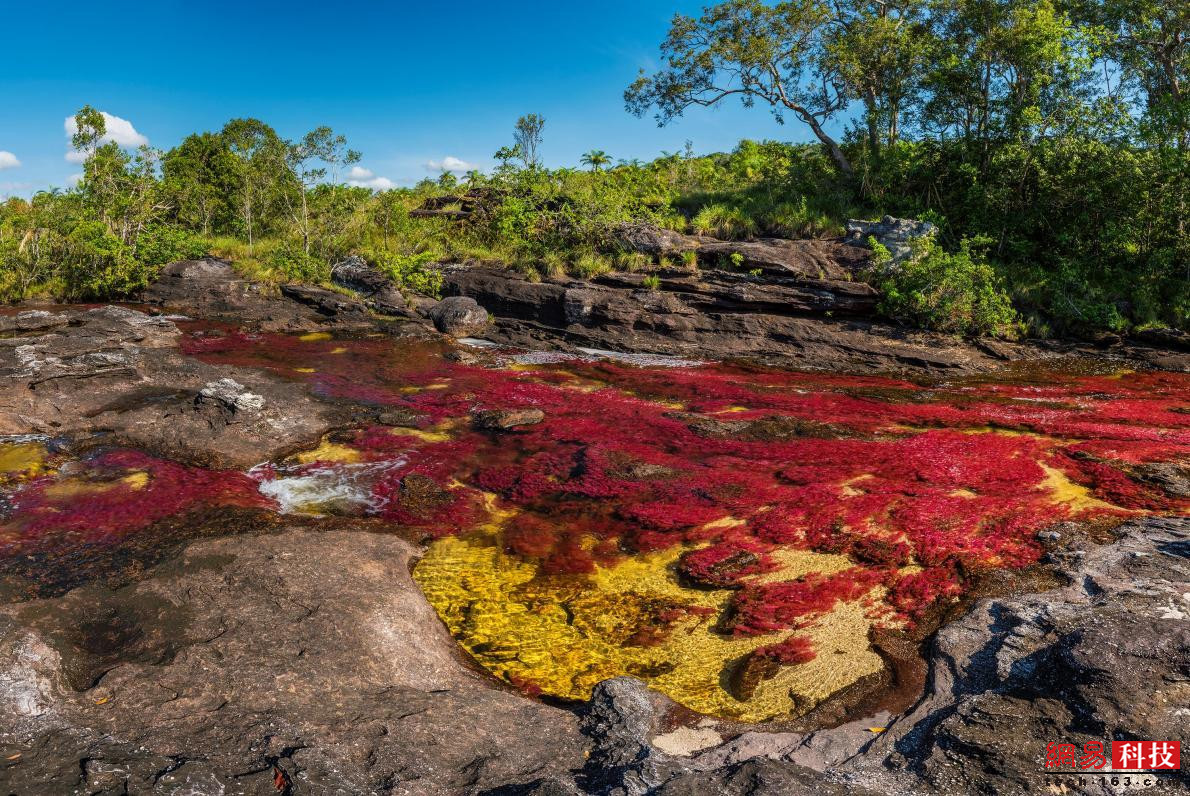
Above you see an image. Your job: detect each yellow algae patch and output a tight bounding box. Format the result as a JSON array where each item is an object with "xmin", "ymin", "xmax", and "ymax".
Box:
[
  {"xmin": 330, "ymin": 346, "xmax": 348, "ymax": 354},
  {"xmin": 1039, "ymin": 461, "xmax": 1121, "ymax": 512},
  {"xmin": 294, "ymin": 367, "xmax": 316, "ymax": 373},
  {"xmin": 414, "ymin": 531, "xmax": 886, "ymax": 721},
  {"xmin": 389, "ymin": 422, "xmax": 456, "ymax": 443},
  {"xmin": 44, "ymin": 470, "xmax": 150, "ymax": 498},
  {"xmin": 299, "ymin": 331, "xmax": 333, "ymax": 342},
  {"xmin": 292, "ymin": 438, "xmax": 362, "ymax": 465},
  {"xmin": 748, "ymin": 547, "xmax": 855, "ymax": 586},
  {"xmin": 712, "ymin": 406, "xmax": 751, "ymax": 414},
  {"xmin": 0, "ymin": 442, "xmax": 47, "ymax": 481}
]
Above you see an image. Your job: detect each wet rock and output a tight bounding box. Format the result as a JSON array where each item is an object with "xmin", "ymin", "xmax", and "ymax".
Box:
[
  {"xmin": 674, "ymin": 413, "xmax": 843, "ymax": 442},
  {"xmin": 844, "ymin": 216, "xmax": 936, "ymax": 263},
  {"xmin": 0, "ymin": 529, "xmax": 587, "ymax": 794},
  {"xmin": 1132, "ymin": 461, "xmax": 1190, "ymax": 498},
  {"xmin": 280, "ymin": 283, "xmax": 371, "ymax": 318},
  {"xmin": 0, "ymin": 310, "xmax": 69, "ymax": 335},
  {"xmin": 330, "ymin": 255, "xmax": 409, "ymax": 315},
  {"xmin": 655, "ymin": 757, "xmax": 883, "ymax": 796},
  {"xmin": 847, "ymin": 515, "xmax": 1190, "ymax": 794},
  {"xmin": 0, "ymin": 306, "xmax": 344, "ymax": 468},
  {"xmin": 727, "ymin": 651, "xmax": 782, "ymax": 702},
  {"xmin": 473, "ymin": 407, "xmax": 545, "ymax": 430},
  {"xmin": 430, "ymin": 295, "xmax": 490, "ymax": 337},
  {"xmin": 696, "ymin": 239, "xmax": 867, "ymax": 281},
  {"xmin": 1132, "ymin": 326, "xmax": 1190, "ymax": 352},
  {"xmin": 376, "ymin": 407, "xmax": 427, "ymax": 428}
]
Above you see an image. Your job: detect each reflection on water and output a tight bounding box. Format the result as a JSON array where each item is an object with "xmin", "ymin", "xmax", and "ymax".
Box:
[{"xmin": 2, "ymin": 321, "xmax": 1188, "ymax": 721}]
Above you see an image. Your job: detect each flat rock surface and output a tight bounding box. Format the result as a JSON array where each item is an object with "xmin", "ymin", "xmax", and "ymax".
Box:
[
  {"xmin": 0, "ymin": 528, "xmax": 587, "ymax": 795},
  {"xmin": 0, "ymin": 305, "xmax": 345, "ymax": 469}
]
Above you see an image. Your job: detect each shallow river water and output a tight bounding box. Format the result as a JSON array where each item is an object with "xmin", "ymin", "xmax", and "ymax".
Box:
[{"xmin": 2, "ymin": 323, "xmax": 1187, "ymax": 722}]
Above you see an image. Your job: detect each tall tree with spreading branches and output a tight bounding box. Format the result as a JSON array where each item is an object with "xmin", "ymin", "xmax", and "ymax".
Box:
[{"xmin": 625, "ymin": 0, "xmax": 855, "ymax": 175}]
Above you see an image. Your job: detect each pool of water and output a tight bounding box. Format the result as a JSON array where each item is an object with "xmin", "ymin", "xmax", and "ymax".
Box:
[{"xmin": 2, "ymin": 322, "xmax": 1187, "ymax": 722}]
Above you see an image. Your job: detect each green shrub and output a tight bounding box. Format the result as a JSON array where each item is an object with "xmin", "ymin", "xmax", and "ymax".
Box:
[
  {"xmin": 571, "ymin": 252, "xmax": 612, "ymax": 279},
  {"xmin": 371, "ymin": 250, "xmax": 443, "ymax": 297},
  {"xmin": 268, "ymin": 246, "xmax": 330, "ymax": 283},
  {"xmin": 60, "ymin": 221, "xmax": 153, "ymax": 299},
  {"xmin": 136, "ymin": 224, "xmax": 208, "ymax": 266},
  {"xmin": 862, "ymin": 236, "xmax": 1021, "ymax": 338},
  {"xmin": 642, "ymin": 274, "xmax": 661, "ymax": 290},
  {"xmin": 691, "ymin": 204, "xmax": 757, "ymax": 240}
]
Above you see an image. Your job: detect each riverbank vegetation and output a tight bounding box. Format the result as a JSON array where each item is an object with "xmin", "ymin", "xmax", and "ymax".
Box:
[{"xmin": 0, "ymin": 0, "xmax": 1185, "ymax": 337}]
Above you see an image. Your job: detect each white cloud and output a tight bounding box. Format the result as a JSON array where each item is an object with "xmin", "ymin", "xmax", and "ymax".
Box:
[
  {"xmin": 426, "ymin": 156, "xmax": 477, "ymax": 173},
  {"xmin": 0, "ymin": 151, "xmax": 20, "ymax": 170},
  {"xmin": 63, "ymin": 110, "xmax": 148, "ymax": 161},
  {"xmin": 67, "ymin": 173, "xmax": 83, "ymax": 186},
  {"xmin": 348, "ymin": 175, "xmax": 396, "ymax": 190},
  {"xmin": 346, "ymin": 165, "xmax": 395, "ymax": 190}
]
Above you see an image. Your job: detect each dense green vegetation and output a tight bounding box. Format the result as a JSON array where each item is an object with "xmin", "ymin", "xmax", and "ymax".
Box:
[{"xmin": 0, "ymin": 0, "xmax": 1185, "ymax": 338}]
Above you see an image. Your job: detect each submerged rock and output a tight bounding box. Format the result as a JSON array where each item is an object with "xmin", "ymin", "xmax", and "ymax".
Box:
[{"xmin": 473, "ymin": 407, "xmax": 546, "ymax": 430}]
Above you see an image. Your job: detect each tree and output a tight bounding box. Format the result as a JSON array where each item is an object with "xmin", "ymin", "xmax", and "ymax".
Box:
[
  {"xmin": 284, "ymin": 126, "xmax": 360, "ymax": 255},
  {"xmin": 162, "ymin": 132, "xmax": 237, "ymax": 235},
  {"xmin": 1074, "ymin": 0, "xmax": 1189, "ymax": 149},
  {"xmin": 625, "ymin": 0, "xmax": 855, "ymax": 175},
  {"xmin": 513, "ymin": 114, "xmax": 546, "ymax": 169},
  {"xmin": 221, "ymin": 118, "xmax": 287, "ymax": 247},
  {"xmin": 824, "ymin": 0, "xmax": 930, "ymax": 154},
  {"xmin": 580, "ymin": 149, "xmax": 613, "ymax": 171}
]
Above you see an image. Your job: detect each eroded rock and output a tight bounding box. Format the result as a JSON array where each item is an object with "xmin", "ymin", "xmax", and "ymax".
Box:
[{"xmin": 430, "ymin": 295, "xmax": 490, "ymax": 337}]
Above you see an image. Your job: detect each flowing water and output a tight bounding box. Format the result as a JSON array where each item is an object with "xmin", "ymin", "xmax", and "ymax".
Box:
[{"xmin": 2, "ymin": 321, "xmax": 1187, "ymax": 722}]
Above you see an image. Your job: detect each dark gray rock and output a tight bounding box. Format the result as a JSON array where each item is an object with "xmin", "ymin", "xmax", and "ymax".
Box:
[
  {"xmin": 0, "ymin": 306, "xmax": 343, "ymax": 468},
  {"xmin": 844, "ymin": 217, "xmax": 936, "ymax": 263},
  {"xmin": 612, "ymin": 223, "xmax": 701, "ymax": 257},
  {"xmin": 143, "ymin": 257, "xmax": 371, "ymax": 333},
  {"xmin": 441, "ymin": 267, "xmax": 1007, "ymax": 374},
  {"xmin": 331, "ymin": 254, "xmax": 409, "ymax": 315},
  {"xmin": 430, "ymin": 295, "xmax": 490, "ymax": 337},
  {"xmin": 845, "ymin": 515, "xmax": 1190, "ymax": 794}
]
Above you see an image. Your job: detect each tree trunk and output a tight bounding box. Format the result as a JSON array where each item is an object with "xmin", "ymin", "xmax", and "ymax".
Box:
[{"xmin": 794, "ymin": 107, "xmax": 854, "ymax": 175}]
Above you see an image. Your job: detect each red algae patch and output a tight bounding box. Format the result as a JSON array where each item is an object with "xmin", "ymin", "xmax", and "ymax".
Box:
[{"xmin": 7, "ymin": 325, "xmax": 1189, "ymax": 720}]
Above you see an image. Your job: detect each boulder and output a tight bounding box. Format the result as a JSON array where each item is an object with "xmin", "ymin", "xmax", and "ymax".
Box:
[
  {"xmin": 330, "ymin": 255, "xmax": 409, "ymax": 315},
  {"xmin": 613, "ymin": 223, "xmax": 701, "ymax": 257},
  {"xmin": 429, "ymin": 295, "xmax": 489, "ymax": 337},
  {"xmin": 844, "ymin": 216, "xmax": 936, "ymax": 263}
]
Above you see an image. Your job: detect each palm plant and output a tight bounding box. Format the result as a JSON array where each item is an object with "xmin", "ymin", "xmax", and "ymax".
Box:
[{"xmin": 580, "ymin": 150, "xmax": 612, "ymax": 172}]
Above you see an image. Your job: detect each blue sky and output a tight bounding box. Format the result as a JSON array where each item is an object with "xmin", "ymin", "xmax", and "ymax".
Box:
[{"xmin": 0, "ymin": 1, "xmax": 845, "ymax": 197}]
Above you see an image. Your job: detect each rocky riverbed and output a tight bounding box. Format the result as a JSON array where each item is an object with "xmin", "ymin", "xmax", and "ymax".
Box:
[{"xmin": 0, "ymin": 253, "xmax": 1187, "ymax": 795}]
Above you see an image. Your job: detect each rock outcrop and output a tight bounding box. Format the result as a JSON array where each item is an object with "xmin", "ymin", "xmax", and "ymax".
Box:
[
  {"xmin": 331, "ymin": 255, "xmax": 409, "ymax": 316},
  {"xmin": 0, "ymin": 306, "xmax": 345, "ymax": 468},
  {"xmin": 844, "ymin": 216, "xmax": 936, "ymax": 263},
  {"xmin": 429, "ymin": 295, "xmax": 490, "ymax": 338},
  {"xmin": 437, "ymin": 266, "xmax": 1016, "ymax": 373},
  {"xmin": 143, "ymin": 257, "xmax": 372, "ymax": 333}
]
